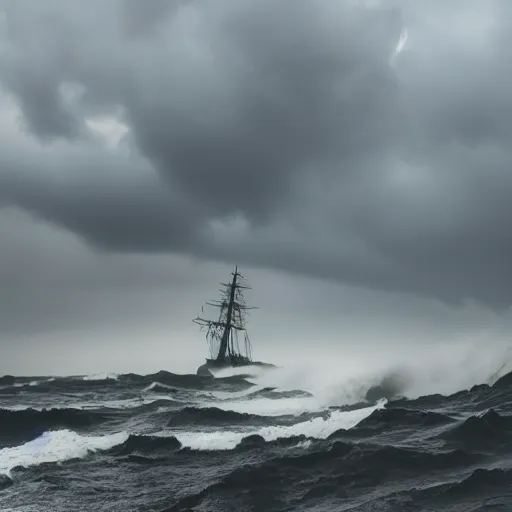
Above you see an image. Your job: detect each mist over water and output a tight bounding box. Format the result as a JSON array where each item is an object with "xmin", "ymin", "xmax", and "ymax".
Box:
[{"xmin": 220, "ymin": 331, "xmax": 512, "ymax": 408}]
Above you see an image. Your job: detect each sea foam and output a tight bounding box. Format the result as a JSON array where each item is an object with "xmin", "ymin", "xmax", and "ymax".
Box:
[
  {"xmin": 168, "ymin": 399, "xmax": 385, "ymax": 451},
  {"xmin": 0, "ymin": 429, "xmax": 128, "ymax": 477}
]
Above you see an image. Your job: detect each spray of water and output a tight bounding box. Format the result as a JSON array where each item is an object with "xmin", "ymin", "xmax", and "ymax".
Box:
[{"xmin": 213, "ymin": 331, "xmax": 512, "ymax": 407}]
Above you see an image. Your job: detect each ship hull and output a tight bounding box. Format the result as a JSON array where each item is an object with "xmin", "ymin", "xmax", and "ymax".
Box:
[{"xmin": 196, "ymin": 358, "xmax": 276, "ymax": 377}]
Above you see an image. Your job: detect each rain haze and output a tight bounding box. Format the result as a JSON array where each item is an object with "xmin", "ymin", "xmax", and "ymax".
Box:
[{"xmin": 1, "ymin": 0, "xmax": 512, "ymax": 396}]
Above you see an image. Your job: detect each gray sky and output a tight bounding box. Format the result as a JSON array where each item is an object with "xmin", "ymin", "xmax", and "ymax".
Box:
[{"xmin": 1, "ymin": 0, "xmax": 512, "ymax": 385}]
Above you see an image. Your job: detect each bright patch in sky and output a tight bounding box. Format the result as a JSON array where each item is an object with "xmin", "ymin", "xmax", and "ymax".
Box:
[
  {"xmin": 395, "ymin": 28, "xmax": 409, "ymax": 56},
  {"xmin": 85, "ymin": 117, "xmax": 129, "ymax": 149}
]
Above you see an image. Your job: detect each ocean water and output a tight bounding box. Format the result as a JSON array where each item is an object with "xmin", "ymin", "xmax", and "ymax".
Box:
[{"xmin": 1, "ymin": 365, "xmax": 512, "ymax": 511}]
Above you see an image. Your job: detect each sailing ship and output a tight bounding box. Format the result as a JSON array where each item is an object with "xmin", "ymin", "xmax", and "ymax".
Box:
[{"xmin": 193, "ymin": 266, "xmax": 274, "ymax": 376}]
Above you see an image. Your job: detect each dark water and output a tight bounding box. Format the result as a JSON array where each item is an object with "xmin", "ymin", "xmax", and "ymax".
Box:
[{"xmin": 1, "ymin": 367, "xmax": 512, "ymax": 511}]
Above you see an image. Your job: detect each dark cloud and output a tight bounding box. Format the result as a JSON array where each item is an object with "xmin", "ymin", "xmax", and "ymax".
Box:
[
  {"xmin": 0, "ymin": 0, "xmax": 512, "ymax": 307},
  {"xmin": 122, "ymin": 0, "xmax": 185, "ymax": 38}
]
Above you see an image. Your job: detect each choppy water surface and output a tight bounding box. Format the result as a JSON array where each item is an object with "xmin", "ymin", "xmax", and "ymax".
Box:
[{"xmin": 1, "ymin": 366, "xmax": 512, "ymax": 511}]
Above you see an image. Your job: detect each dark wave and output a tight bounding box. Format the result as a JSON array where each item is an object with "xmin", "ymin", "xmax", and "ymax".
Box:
[
  {"xmin": 355, "ymin": 406, "xmax": 454, "ymax": 430},
  {"xmin": 166, "ymin": 405, "xmax": 325, "ymax": 428},
  {"xmin": 0, "ymin": 408, "xmax": 112, "ymax": 446},
  {"xmin": 389, "ymin": 467, "xmax": 512, "ymax": 508},
  {"xmin": 196, "ymin": 386, "xmax": 313, "ymax": 403},
  {"xmin": 0, "ymin": 369, "xmax": 256, "ymax": 395},
  {"xmin": 0, "ymin": 375, "xmax": 16, "ymax": 386},
  {"xmin": 0, "ymin": 375, "xmax": 52, "ymax": 386},
  {"xmin": 436, "ymin": 467, "xmax": 512, "ymax": 499},
  {"xmin": 247, "ymin": 387, "xmax": 313, "ymax": 400},
  {"xmin": 364, "ymin": 371, "xmax": 411, "ymax": 402},
  {"xmin": 0, "ymin": 386, "xmax": 22, "ymax": 396},
  {"xmin": 385, "ymin": 385, "xmax": 491, "ymax": 410},
  {"xmin": 163, "ymin": 438, "xmax": 480, "ymax": 511},
  {"xmin": 0, "ymin": 474, "xmax": 13, "ymax": 490},
  {"xmin": 166, "ymin": 406, "xmax": 265, "ymax": 427},
  {"xmin": 234, "ymin": 434, "xmax": 316, "ymax": 452},
  {"xmin": 109, "ymin": 434, "xmax": 182, "ymax": 457},
  {"xmin": 142, "ymin": 382, "xmax": 183, "ymax": 394},
  {"xmin": 441, "ymin": 409, "xmax": 512, "ymax": 448},
  {"xmin": 386, "ymin": 369, "xmax": 512, "ymax": 413},
  {"xmin": 322, "ymin": 407, "xmax": 455, "ymax": 445},
  {"xmin": 351, "ymin": 444, "xmax": 478, "ymax": 475},
  {"xmin": 341, "ymin": 467, "xmax": 512, "ymax": 510},
  {"xmin": 387, "ymin": 393, "xmax": 449, "ymax": 409},
  {"xmin": 132, "ymin": 371, "xmax": 215, "ymax": 390},
  {"xmin": 133, "ymin": 370, "xmax": 253, "ymax": 391},
  {"xmin": 7, "ymin": 377, "xmax": 122, "ymax": 394},
  {"xmin": 132, "ymin": 398, "xmax": 180, "ymax": 413},
  {"xmin": 492, "ymin": 370, "xmax": 512, "ymax": 389},
  {"xmin": 111, "ymin": 370, "xmax": 238, "ymax": 389}
]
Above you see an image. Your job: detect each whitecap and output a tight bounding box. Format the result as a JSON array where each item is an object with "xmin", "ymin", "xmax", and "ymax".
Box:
[
  {"xmin": 82, "ymin": 372, "xmax": 119, "ymax": 381},
  {"xmin": 0, "ymin": 429, "xmax": 128, "ymax": 477},
  {"xmin": 166, "ymin": 400, "xmax": 385, "ymax": 451}
]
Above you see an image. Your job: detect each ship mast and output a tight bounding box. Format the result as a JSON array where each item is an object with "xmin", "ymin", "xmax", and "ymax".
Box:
[
  {"xmin": 193, "ymin": 266, "xmax": 256, "ymax": 363},
  {"xmin": 218, "ymin": 266, "xmax": 238, "ymax": 361}
]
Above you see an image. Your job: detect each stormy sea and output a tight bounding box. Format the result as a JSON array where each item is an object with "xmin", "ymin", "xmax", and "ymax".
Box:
[{"xmin": 1, "ymin": 365, "xmax": 512, "ymax": 512}]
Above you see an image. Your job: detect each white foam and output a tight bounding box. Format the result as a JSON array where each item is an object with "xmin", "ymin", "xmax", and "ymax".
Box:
[
  {"xmin": 77, "ymin": 398, "xmax": 145, "ymax": 410},
  {"xmin": 13, "ymin": 380, "xmax": 40, "ymax": 388},
  {"xmin": 0, "ymin": 405, "xmax": 37, "ymax": 411},
  {"xmin": 82, "ymin": 372, "xmax": 119, "ymax": 381},
  {"xmin": 194, "ymin": 363, "xmax": 376, "ymax": 417},
  {"xmin": 295, "ymin": 440, "xmax": 313, "ymax": 449},
  {"xmin": 170, "ymin": 400, "xmax": 385, "ymax": 451},
  {"xmin": 210, "ymin": 365, "xmax": 275, "ymax": 379},
  {"xmin": 0, "ymin": 429, "xmax": 128, "ymax": 477},
  {"xmin": 141, "ymin": 381, "xmax": 176, "ymax": 392},
  {"xmin": 203, "ymin": 396, "xmax": 326, "ymax": 417},
  {"xmin": 236, "ymin": 363, "xmax": 378, "ymax": 411},
  {"xmin": 76, "ymin": 395, "xmax": 176, "ymax": 410}
]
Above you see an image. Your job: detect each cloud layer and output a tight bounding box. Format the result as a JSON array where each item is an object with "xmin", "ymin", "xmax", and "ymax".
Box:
[{"xmin": 1, "ymin": 0, "xmax": 512, "ymax": 307}]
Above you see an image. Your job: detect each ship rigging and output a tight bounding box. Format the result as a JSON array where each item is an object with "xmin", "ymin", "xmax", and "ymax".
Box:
[{"xmin": 193, "ymin": 266, "xmax": 257, "ymax": 366}]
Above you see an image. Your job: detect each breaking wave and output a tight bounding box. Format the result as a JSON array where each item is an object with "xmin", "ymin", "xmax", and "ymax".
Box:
[
  {"xmin": 0, "ymin": 429, "xmax": 128, "ymax": 477},
  {"xmin": 82, "ymin": 372, "xmax": 119, "ymax": 381},
  {"xmin": 170, "ymin": 400, "xmax": 385, "ymax": 451}
]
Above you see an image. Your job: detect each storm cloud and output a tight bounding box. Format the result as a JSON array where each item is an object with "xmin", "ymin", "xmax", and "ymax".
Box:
[{"xmin": 1, "ymin": 0, "xmax": 512, "ymax": 312}]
